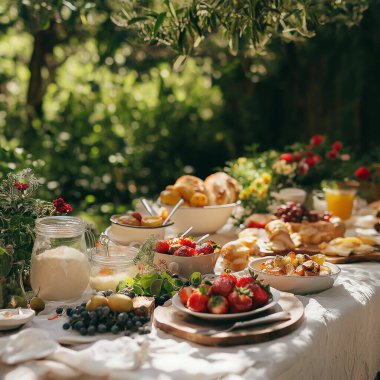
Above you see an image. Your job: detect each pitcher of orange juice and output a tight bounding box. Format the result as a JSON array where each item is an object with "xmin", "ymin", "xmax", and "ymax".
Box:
[{"xmin": 324, "ymin": 188, "xmax": 356, "ymax": 221}]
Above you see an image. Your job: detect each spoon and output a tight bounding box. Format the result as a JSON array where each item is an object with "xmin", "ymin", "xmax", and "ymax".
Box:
[
  {"xmin": 196, "ymin": 234, "xmax": 210, "ymax": 244},
  {"xmin": 180, "ymin": 226, "xmax": 193, "ymax": 237},
  {"xmin": 141, "ymin": 199, "xmax": 154, "ymax": 216},
  {"xmin": 163, "ymin": 198, "xmax": 184, "ymax": 226}
]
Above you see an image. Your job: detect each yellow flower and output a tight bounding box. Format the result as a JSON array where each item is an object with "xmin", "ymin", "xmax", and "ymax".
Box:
[
  {"xmin": 258, "ymin": 187, "xmax": 268, "ymax": 199},
  {"xmin": 261, "ymin": 172, "xmax": 271, "ymax": 184},
  {"xmin": 237, "ymin": 157, "xmax": 247, "ymax": 165},
  {"xmin": 254, "ymin": 177, "xmax": 264, "ymax": 187},
  {"xmin": 240, "ymin": 189, "xmax": 250, "ymax": 200},
  {"xmin": 248, "ymin": 184, "xmax": 257, "ymax": 194}
]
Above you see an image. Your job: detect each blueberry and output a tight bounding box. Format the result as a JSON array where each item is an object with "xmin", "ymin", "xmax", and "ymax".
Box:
[
  {"xmin": 143, "ymin": 327, "xmax": 151, "ymax": 334},
  {"xmin": 102, "ymin": 306, "xmax": 110, "ymax": 316},
  {"xmin": 111, "ymin": 325, "xmax": 119, "ymax": 334},
  {"xmin": 171, "ymin": 273, "xmax": 179, "ymax": 279},
  {"xmin": 97, "ymin": 324, "xmax": 107, "ymax": 333},
  {"xmin": 157, "ymin": 296, "xmax": 166, "ymax": 306},
  {"xmin": 89, "ymin": 311, "xmax": 97, "ymax": 319},
  {"xmin": 137, "ymin": 327, "xmax": 145, "ymax": 334},
  {"xmin": 117, "ymin": 313, "xmax": 127, "ymax": 322},
  {"xmin": 124, "ymin": 330, "xmax": 132, "ymax": 337},
  {"xmin": 132, "ymin": 316, "xmax": 139, "ymax": 323},
  {"xmin": 135, "ymin": 321, "xmax": 142, "ymax": 328},
  {"xmin": 96, "ymin": 307, "xmax": 104, "ymax": 316},
  {"xmin": 126, "ymin": 320, "xmax": 133, "ymax": 329},
  {"xmin": 73, "ymin": 321, "xmax": 83, "ymax": 330},
  {"xmin": 127, "ymin": 291, "xmax": 135, "ymax": 298},
  {"xmin": 81, "ymin": 311, "xmax": 89, "ymax": 318},
  {"xmin": 56, "ymin": 307, "xmax": 64, "ymax": 315},
  {"xmin": 66, "ymin": 307, "xmax": 73, "ymax": 317},
  {"xmin": 71, "ymin": 313, "xmax": 80, "ymax": 320},
  {"xmin": 80, "ymin": 327, "xmax": 87, "ymax": 336},
  {"xmin": 88, "ymin": 326, "xmax": 96, "ymax": 336},
  {"xmin": 62, "ymin": 323, "xmax": 70, "ymax": 330},
  {"xmin": 184, "ymin": 281, "xmax": 190, "ymax": 287}
]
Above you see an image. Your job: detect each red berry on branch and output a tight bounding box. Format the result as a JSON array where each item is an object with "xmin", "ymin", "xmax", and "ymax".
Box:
[
  {"xmin": 14, "ymin": 182, "xmax": 29, "ymax": 191},
  {"xmin": 313, "ymin": 154, "xmax": 322, "ymax": 164},
  {"xmin": 279, "ymin": 153, "xmax": 293, "ymax": 163},
  {"xmin": 294, "ymin": 152, "xmax": 302, "ymax": 161},
  {"xmin": 326, "ymin": 150, "xmax": 337, "ymax": 159},
  {"xmin": 305, "ymin": 156, "xmax": 316, "ymax": 167},
  {"xmin": 310, "ymin": 134, "xmax": 325, "ymax": 146},
  {"xmin": 332, "ymin": 141, "xmax": 343, "ymax": 152}
]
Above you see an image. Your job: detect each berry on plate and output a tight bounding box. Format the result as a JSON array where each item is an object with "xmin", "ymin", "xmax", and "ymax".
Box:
[
  {"xmin": 228, "ymin": 287, "xmax": 253, "ymax": 313},
  {"xmin": 180, "ymin": 237, "xmax": 196, "ymax": 248},
  {"xmin": 179, "ymin": 286, "xmax": 193, "ymax": 305},
  {"xmin": 196, "ymin": 243, "xmax": 214, "ymax": 255},
  {"xmin": 131, "ymin": 212, "xmax": 142, "ymax": 222},
  {"xmin": 236, "ymin": 275, "xmax": 256, "ymax": 288},
  {"xmin": 207, "ymin": 295, "xmax": 229, "ymax": 314},
  {"xmin": 220, "ymin": 272, "xmax": 237, "ymax": 284},
  {"xmin": 187, "ymin": 290, "xmax": 209, "ymax": 312},
  {"xmin": 211, "ymin": 276, "xmax": 235, "ymax": 297},
  {"xmin": 250, "ymin": 284, "xmax": 270, "ymax": 308}
]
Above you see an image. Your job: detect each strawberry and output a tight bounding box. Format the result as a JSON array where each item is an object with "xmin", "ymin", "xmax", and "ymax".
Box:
[
  {"xmin": 236, "ymin": 275, "xmax": 256, "ymax": 288},
  {"xmin": 179, "ymin": 237, "xmax": 196, "ymax": 248},
  {"xmin": 250, "ymin": 284, "xmax": 270, "ymax": 308},
  {"xmin": 228, "ymin": 287, "xmax": 253, "ymax": 313},
  {"xmin": 211, "ymin": 276, "xmax": 235, "ymax": 297},
  {"xmin": 196, "ymin": 243, "xmax": 214, "ymax": 255},
  {"xmin": 207, "ymin": 295, "xmax": 228, "ymax": 314},
  {"xmin": 174, "ymin": 246, "xmax": 197, "ymax": 257},
  {"xmin": 220, "ymin": 272, "xmax": 237, "ymax": 284},
  {"xmin": 131, "ymin": 212, "xmax": 142, "ymax": 221},
  {"xmin": 199, "ymin": 283, "xmax": 212, "ymax": 296},
  {"xmin": 155, "ymin": 240, "xmax": 170, "ymax": 253},
  {"xmin": 187, "ymin": 289, "xmax": 209, "ymax": 312},
  {"xmin": 179, "ymin": 286, "xmax": 193, "ymax": 305}
]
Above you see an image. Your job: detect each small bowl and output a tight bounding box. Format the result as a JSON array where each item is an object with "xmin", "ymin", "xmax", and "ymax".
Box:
[
  {"xmin": 272, "ymin": 188, "xmax": 306, "ymax": 204},
  {"xmin": 249, "ymin": 257, "xmax": 340, "ymax": 295},
  {"xmin": 159, "ymin": 202, "xmax": 238, "ymax": 235},
  {"xmin": 153, "ymin": 251, "xmax": 220, "ymax": 278},
  {"xmin": 0, "ymin": 309, "xmax": 35, "ymax": 331},
  {"xmin": 109, "ymin": 215, "xmax": 174, "ymax": 244}
]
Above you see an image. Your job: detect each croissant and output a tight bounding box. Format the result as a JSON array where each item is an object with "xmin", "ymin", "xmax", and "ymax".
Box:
[{"xmin": 265, "ymin": 220, "xmax": 296, "ymax": 252}]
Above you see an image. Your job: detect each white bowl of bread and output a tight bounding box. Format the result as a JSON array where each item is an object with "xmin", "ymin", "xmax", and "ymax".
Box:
[
  {"xmin": 159, "ymin": 172, "xmax": 240, "ymax": 234},
  {"xmin": 249, "ymin": 254, "xmax": 340, "ymax": 295}
]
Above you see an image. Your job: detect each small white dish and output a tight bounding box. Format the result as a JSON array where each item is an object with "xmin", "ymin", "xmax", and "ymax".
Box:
[
  {"xmin": 171, "ymin": 288, "xmax": 280, "ymax": 321},
  {"xmin": 159, "ymin": 202, "xmax": 239, "ymax": 235},
  {"xmin": 272, "ymin": 188, "xmax": 306, "ymax": 204},
  {"xmin": 0, "ymin": 309, "xmax": 35, "ymax": 331},
  {"xmin": 249, "ymin": 257, "xmax": 340, "ymax": 295}
]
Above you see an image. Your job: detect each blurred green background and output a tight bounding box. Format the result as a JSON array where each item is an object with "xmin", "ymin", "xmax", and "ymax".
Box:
[{"xmin": 1, "ymin": 2, "xmax": 380, "ymax": 232}]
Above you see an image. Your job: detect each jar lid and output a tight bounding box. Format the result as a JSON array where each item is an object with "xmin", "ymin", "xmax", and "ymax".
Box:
[{"xmin": 35, "ymin": 216, "xmax": 86, "ymax": 237}]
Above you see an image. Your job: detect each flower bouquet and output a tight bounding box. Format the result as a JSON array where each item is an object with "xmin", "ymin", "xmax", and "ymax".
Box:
[{"xmin": 0, "ymin": 169, "xmax": 72, "ymax": 307}]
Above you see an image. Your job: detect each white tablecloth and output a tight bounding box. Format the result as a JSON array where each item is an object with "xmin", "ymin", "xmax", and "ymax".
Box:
[{"xmin": 1, "ymin": 228, "xmax": 380, "ymax": 380}]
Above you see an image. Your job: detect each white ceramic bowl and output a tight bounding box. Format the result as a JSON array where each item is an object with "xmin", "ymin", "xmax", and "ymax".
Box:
[
  {"xmin": 249, "ymin": 257, "xmax": 340, "ymax": 295},
  {"xmin": 0, "ymin": 309, "xmax": 35, "ymax": 331},
  {"xmin": 153, "ymin": 251, "xmax": 220, "ymax": 278},
  {"xmin": 160, "ymin": 202, "xmax": 238, "ymax": 235},
  {"xmin": 109, "ymin": 215, "xmax": 174, "ymax": 244},
  {"xmin": 272, "ymin": 188, "xmax": 306, "ymax": 204},
  {"xmin": 171, "ymin": 288, "xmax": 280, "ymax": 320}
]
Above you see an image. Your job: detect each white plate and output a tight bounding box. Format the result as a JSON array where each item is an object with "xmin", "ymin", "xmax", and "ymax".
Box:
[
  {"xmin": 171, "ymin": 288, "xmax": 280, "ymax": 321},
  {"xmin": 0, "ymin": 309, "xmax": 35, "ymax": 331},
  {"xmin": 249, "ymin": 257, "xmax": 341, "ymax": 295}
]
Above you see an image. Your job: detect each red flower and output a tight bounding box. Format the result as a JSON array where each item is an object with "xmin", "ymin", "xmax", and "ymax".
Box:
[
  {"xmin": 305, "ymin": 156, "xmax": 316, "ymax": 167},
  {"xmin": 53, "ymin": 198, "xmax": 73, "ymax": 213},
  {"xmin": 310, "ymin": 134, "xmax": 325, "ymax": 147},
  {"xmin": 298, "ymin": 160, "xmax": 309, "ymax": 175},
  {"xmin": 293, "ymin": 152, "xmax": 302, "ymax": 162},
  {"xmin": 326, "ymin": 150, "xmax": 337, "ymax": 159},
  {"xmin": 332, "ymin": 141, "xmax": 343, "ymax": 152},
  {"xmin": 14, "ymin": 182, "xmax": 29, "ymax": 191},
  {"xmin": 305, "ymin": 144, "xmax": 313, "ymax": 151},
  {"xmin": 313, "ymin": 154, "xmax": 322, "ymax": 164},
  {"xmin": 279, "ymin": 153, "xmax": 293, "ymax": 163},
  {"xmin": 341, "ymin": 154, "xmax": 350, "ymax": 161},
  {"xmin": 355, "ymin": 167, "xmax": 371, "ymax": 180}
]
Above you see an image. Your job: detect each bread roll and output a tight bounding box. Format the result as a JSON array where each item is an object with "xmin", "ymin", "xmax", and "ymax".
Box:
[
  {"xmin": 204, "ymin": 172, "xmax": 240, "ymax": 205},
  {"xmin": 221, "ymin": 240, "xmax": 250, "ymax": 272},
  {"xmin": 175, "ymin": 175, "xmax": 206, "ymax": 194}
]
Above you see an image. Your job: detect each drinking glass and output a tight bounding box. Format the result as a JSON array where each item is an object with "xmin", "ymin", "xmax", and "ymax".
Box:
[{"xmin": 324, "ymin": 188, "xmax": 356, "ymax": 221}]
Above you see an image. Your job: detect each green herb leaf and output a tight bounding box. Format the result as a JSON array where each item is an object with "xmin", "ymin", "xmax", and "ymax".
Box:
[
  {"xmin": 150, "ymin": 279, "xmax": 163, "ymax": 297},
  {"xmin": 190, "ymin": 272, "xmax": 202, "ymax": 287}
]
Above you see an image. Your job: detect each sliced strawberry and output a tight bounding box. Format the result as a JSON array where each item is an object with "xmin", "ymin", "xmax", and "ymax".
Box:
[
  {"xmin": 211, "ymin": 276, "xmax": 235, "ymax": 297},
  {"xmin": 179, "ymin": 286, "xmax": 193, "ymax": 305},
  {"xmin": 196, "ymin": 243, "xmax": 214, "ymax": 255},
  {"xmin": 131, "ymin": 212, "xmax": 142, "ymax": 222},
  {"xmin": 250, "ymin": 284, "xmax": 270, "ymax": 308},
  {"xmin": 174, "ymin": 246, "xmax": 197, "ymax": 257},
  {"xmin": 155, "ymin": 240, "xmax": 170, "ymax": 253},
  {"xmin": 187, "ymin": 290, "xmax": 209, "ymax": 312},
  {"xmin": 228, "ymin": 287, "xmax": 253, "ymax": 313},
  {"xmin": 179, "ymin": 237, "xmax": 196, "ymax": 248},
  {"xmin": 207, "ymin": 295, "xmax": 228, "ymax": 314}
]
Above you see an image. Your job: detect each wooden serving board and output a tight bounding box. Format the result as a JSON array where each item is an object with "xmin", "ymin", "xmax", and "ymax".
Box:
[
  {"xmin": 325, "ymin": 251, "xmax": 380, "ymax": 264},
  {"xmin": 153, "ymin": 292, "xmax": 304, "ymax": 347}
]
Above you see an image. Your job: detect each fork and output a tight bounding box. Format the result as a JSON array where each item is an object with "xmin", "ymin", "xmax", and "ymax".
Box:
[{"xmin": 194, "ymin": 311, "xmax": 291, "ymax": 336}]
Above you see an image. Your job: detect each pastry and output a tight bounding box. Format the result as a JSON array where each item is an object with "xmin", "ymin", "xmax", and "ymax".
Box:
[
  {"xmin": 175, "ymin": 175, "xmax": 206, "ymax": 194},
  {"xmin": 189, "ymin": 192, "xmax": 208, "ymax": 207},
  {"xmin": 204, "ymin": 172, "xmax": 239, "ymax": 205},
  {"xmin": 238, "ymin": 228, "xmax": 260, "ymax": 239},
  {"xmin": 265, "ymin": 220, "xmax": 296, "ymax": 252},
  {"xmin": 221, "ymin": 240, "xmax": 251, "ymax": 272},
  {"xmin": 320, "ymin": 236, "xmax": 375, "ymax": 257}
]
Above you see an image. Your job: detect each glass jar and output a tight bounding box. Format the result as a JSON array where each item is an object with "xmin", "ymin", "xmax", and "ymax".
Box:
[
  {"xmin": 30, "ymin": 216, "xmax": 91, "ymax": 302},
  {"xmin": 90, "ymin": 246, "xmax": 138, "ymax": 292}
]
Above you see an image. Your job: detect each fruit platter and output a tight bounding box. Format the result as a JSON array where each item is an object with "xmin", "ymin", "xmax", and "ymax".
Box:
[{"xmin": 171, "ymin": 272, "xmax": 280, "ymax": 321}]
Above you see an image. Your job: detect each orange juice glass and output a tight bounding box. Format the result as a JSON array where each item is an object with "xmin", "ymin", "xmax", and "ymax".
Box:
[{"xmin": 324, "ymin": 188, "xmax": 356, "ymax": 221}]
